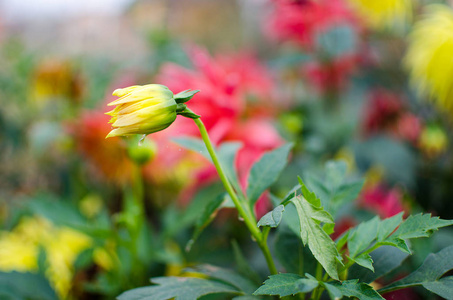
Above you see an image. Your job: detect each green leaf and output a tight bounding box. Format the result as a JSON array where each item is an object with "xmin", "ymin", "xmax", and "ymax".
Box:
[
  {"xmin": 392, "ymin": 213, "xmax": 453, "ymax": 240},
  {"xmin": 348, "ymin": 246, "xmax": 409, "ymax": 283},
  {"xmin": 253, "ymin": 274, "xmax": 318, "ymax": 297},
  {"xmin": 422, "ymin": 276, "xmax": 453, "ymax": 300},
  {"xmin": 246, "ymin": 143, "xmax": 293, "ymax": 205},
  {"xmin": 383, "ymin": 214, "xmax": 453, "ymax": 254},
  {"xmin": 274, "ymin": 227, "xmax": 317, "ymax": 276},
  {"xmin": 0, "ymin": 272, "xmax": 58, "ymax": 300},
  {"xmin": 174, "ymin": 89, "xmax": 200, "ymax": 103},
  {"xmin": 231, "ymin": 240, "xmax": 262, "ymax": 285},
  {"xmin": 186, "ymin": 193, "xmax": 226, "ymax": 251},
  {"xmin": 320, "ymin": 282, "xmax": 342, "ymax": 299},
  {"xmin": 349, "ymin": 253, "xmax": 374, "ymax": 272},
  {"xmin": 329, "ymin": 280, "xmax": 384, "ymax": 300},
  {"xmin": 380, "ymin": 245, "xmax": 453, "ymax": 296},
  {"xmin": 117, "ymin": 277, "xmax": 240, "ymax": 300},
  {"xmin": 348, "ymin": 216, "xmax": 380, "ymax": 258},
  {"xmin": 171, "ymin": 136, "xmax": 210, "ymax": 160},
  {"xmin": 290, "ymin": 195, "xmax": 341, "ymax": 280},
  {"xmin": 257, "ymin": 205, "xmax": 285, "ymax": 228},
  {"xmin": 304, "ymin": 160, "xmax": 364, "ymax": 218},
  {"xmin": 377, "ymin": 212, "xmax": 404, "ymax": 242},
  {"xmin": 188, "ymin": 264, "xmax": 257, "ymax": 294}
]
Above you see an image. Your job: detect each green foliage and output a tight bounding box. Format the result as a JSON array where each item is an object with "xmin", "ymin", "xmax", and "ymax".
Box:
[
  {"xmin": 0, "ymin": 271, "xmax": 57, "ymax": 300},
  {"xmin": 117, "ymin": 277, "xmax": 241, "ymax": 300},
  {"xmin": 257, "ymin": 205, "xmax": 285, "ymax": 228},
  {"xmin": 303, "ymin": 161, "xmax": 364, "ymax": 218},
  {"xmin": 246, "ymin": 143, "xmax": 293, "ymax": 206},
  {"xmin": 187, "ymin": 264, "xmax": 257, "ymax": 295},
  {"xmin": 348, "ymin": 246, "xmax": 409, "ymax": 283},
  {"xmin": 345, "ymin": 212, "xmax": 453, "ymax": 269},
  {"xmin": 171, "ymin": 137, "xmax": 210, "ymax": 160},
  {"xmin": 186, "ymin": 193, "xmax": 227, "ymax": 251},
  {"xmin": 380, "ymin": 245, "xmax": 453, "ymax": 299},
  {"xmin": 253, "ymin": 274, "xmax": 318, "ymax": 297},
  {"xmin": 328, "ymin": 280, "xmax": 384, "ymax": 300},
  {"xmin": 290, "ymin": 178, "xmax": 342, "ymax": 280}
]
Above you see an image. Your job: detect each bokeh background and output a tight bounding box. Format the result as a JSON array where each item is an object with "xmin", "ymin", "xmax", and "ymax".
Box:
[{"xmin": 1, "ymin": 0, "xmax": 453, "ymax": 299}]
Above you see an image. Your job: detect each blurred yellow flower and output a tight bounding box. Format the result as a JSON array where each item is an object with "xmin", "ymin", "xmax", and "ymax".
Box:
[
  {"xmin": 0, "ymin": 232, "xmax": 38, "ymax": 272},
  {"xmin": 347, "ymin": 0, "xmax": 412, "ymax": 29},
  {"xmin": 0, "ymin": 217, "xmax": 92, "ymax": 299},
  {"xmin": 106, "ymin": 84, "xmax": 177, "ymax": 138},
  {"xmin": 45, "ymin": 227, "xmax": 92, "ymax": 299},
  {"xmin": 405, "ymin": 5, "xmax": 453, "ymax": 117}
]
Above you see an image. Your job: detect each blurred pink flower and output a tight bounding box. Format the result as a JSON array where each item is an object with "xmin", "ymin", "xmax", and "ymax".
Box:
[
  {"xmin": 266, "ymin": 0, "xmax": 359, "ymax": 48},
  {"xmin": 396, "ymin": 113, "xmax": 422, "ymax": 144},
  {"xmin": 360, "ymin": 184, "xmax": 405, "ymax": 218},
  {"xmin": 148, "ymin": 46, "xmax": 284, "ymax": 216}
]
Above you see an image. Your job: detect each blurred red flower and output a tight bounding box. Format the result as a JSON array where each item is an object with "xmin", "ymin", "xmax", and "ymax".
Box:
[
  {"xmin": 362, "ymin": 89, "xmax": 422, "ymax": 144},
  {"xmin": 149, "ymin": 46, "xmax": 284, "ymax": 216},
  {"xmin": 360, "ymin": 184, "xmax": 405, "ymax": 218}
]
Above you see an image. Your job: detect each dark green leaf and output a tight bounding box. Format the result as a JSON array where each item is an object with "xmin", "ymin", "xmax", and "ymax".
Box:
[
  {"xmin": 186, "ymin": 193, "xmax": 226, "ymax": 251},
  {"xmin": 380, "ymin": 245, "xmax": 453, "ymax": 295},
  {"xmin": 174, "ymin": 89, "xmax": 200, "ymax": 103},
  {"xmin": 321, "ymin": 282, "xmax": 342, "ymax": 299},
  {"xmin": 232, "ymin": 240, "xmax": 262, "ymax": 285},
  {"xmin": 246, "ymin": 143, "xmax": 293, "ymax": 205},
  {"xmin": 253, "ymin": 274, "xmax": 318, "ymax": 297},
  {"xmin": 329, "ymin": 280, "xmax": 384, "ymax": 300},
  {"xmin": 422, "ymin": 276, "xmax": 453, "ymax": 300},
  {"xmin": 257, "ymin": 205, "xmax": 285, "ymax": 228},
  {"xmin": 188, "ymin": 264, "xmax": 257, "ymax": 294},
  {"xmin": 117, "ymin": 277, "xmax": 240, "ymax": 300},
  {"xmin": 377, "ymin": 212, "xmax": 404, "ymax": 242},
  {"xmin": 348, "ymin": 246, "xmax": 409, "ymax": 283},
  {"xmin": 392, "ymin": 213, "xmax": 453, "ymax": 240}
]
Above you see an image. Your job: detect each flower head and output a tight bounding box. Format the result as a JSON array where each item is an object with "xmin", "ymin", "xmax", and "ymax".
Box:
[
  {"xmin": 347, "ymin": 0, "xmax": 412, "ymax": 29},
  {"xmin": 106, "ymin": 84, "xmax": 178, "ymax": 138},
  {"xmin": 405, "ymin": 5, "xmax": 453, "ymax": 117}
]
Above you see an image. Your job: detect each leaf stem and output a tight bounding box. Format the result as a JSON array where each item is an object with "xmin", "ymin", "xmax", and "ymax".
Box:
[{"xmin": 193, "ymin": 117, "xmax": 277, "ymax": 274}]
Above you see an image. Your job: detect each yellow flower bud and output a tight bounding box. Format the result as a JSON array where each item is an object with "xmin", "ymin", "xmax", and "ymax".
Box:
[{"xmin": 106, "ymin": 84, "xmax": 177, "ymax": 138}]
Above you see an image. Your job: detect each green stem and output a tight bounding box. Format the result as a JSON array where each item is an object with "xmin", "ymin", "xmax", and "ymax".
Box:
[{"xmin": 193, "ymin": 117, "xmax": 277, "ymax": 275}]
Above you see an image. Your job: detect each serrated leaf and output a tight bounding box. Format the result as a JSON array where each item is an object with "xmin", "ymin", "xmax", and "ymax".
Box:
[
  {"xmin": 422, "ymin": 276, "xmax": 453, "ymax": 300},
  {"xmin": 290, "ymin": 196, "xmax": 341, "ymax": 280},
  {"xmin": 329, "ymin": 280, "xmax": 384, "ymax": 300},
  {"xmin": 117, "ymin": 277, "xmax": 240, "ymax": 300},
  {"xmin": 253, "ymin": 274, "xmax": 318, "ymax": 297},
  {"xmin": 379, "ymin": 245, "xmax": 453, "ymax": 297},
  {"xmin": 348, "ymin": 216, "xmax": 380, "ymax": 258},
  {"xmin": 350, "ymin": 253, "xmax": 374, "ymax": 272},
  {"xmin": 348, "ymin": 246, "xmax": 409, "ymax": 283},
  {"xmin": 377, "ymin": 212, "xmax": 404, "ymax": 242},
  {"xmin": 257, "ymin": 205, "xmax": 285, "ymax": 228},
  {"xmin": 391, "ymin": 213, "xmax": 453, "ymax": 240},
  {"xmin": 187, "ymin": 264, "xmax": 256, "ymax": 295},
  {"xmin": 246, "ymin": 143, "xmax": 293, "ymax": 206},
  {"xmin": 186, "ymin": 193, "xmax": 226, "ymax": 251},
  {"xmin": 383, "ymin": 214, "xmax": 453, "ymax": 254}
]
